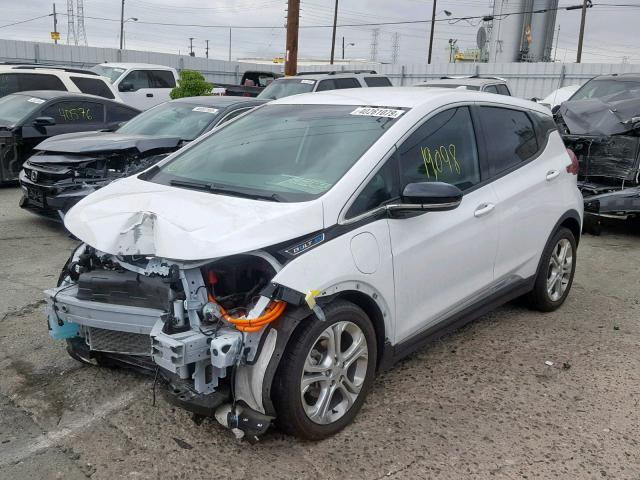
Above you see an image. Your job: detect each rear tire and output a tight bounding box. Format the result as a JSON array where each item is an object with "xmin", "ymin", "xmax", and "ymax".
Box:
[
  {"xmin": 526, "ymin": 227, "xmax": 577, "ymax": 312},
  {"xmin": 273, "ymin": 300, "xmax": 377, "ymax": 440}
]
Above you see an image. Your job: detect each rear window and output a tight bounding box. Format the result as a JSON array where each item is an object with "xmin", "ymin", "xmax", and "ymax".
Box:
[
  {"xmin": 364, "ymin": 76, "xmax": 392, "ymax": 87},
  {"xmin": 479, "ymin": 107, "xmax": 538, "ymax": 174},
  {"xmin": 70, "ymin": 76, "xmax": 115, "ymax": 99},
  {"xmin": 0, "ymin": 73, "xmax": 66, "ymax": 97}
]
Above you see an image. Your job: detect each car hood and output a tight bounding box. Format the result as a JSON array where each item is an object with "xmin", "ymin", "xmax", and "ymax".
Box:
[
  {"xmin": 64, "ymin": 175, "xmax": 325, "ymax": 261},
  {"xmin": 559, "ymin": 98, "xmax": 640, "ymax": 136},
  {"xmin": 35, "ymin": 131, "xmax": 182, "ymax": 154}
]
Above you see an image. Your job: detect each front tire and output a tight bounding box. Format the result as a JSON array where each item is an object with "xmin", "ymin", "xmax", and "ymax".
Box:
[
  {"xmin": 273, "ymin": 300, "xmax": 377, "ymax": 440},
  {"xmin": 527, "ymin": 227, "xmax": 577, "ymax": 311}
]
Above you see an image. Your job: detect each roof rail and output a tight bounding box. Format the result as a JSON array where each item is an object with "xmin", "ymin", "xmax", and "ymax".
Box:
[
  {"xmin": 3, "ymin": 63, "xmax": 98, "ymax": 76},
  {"xmin": 296, "ymin": 70, "xmax": 377, "ymax": 76}
]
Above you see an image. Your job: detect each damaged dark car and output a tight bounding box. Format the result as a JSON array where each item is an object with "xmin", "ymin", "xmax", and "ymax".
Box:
[
  {"xmin": 19, "ymin": 96, "xmax": 266, "ymax": 220},
  {"xmin": 554, "ymin": 73, "xmax": 640, "ymax": 228},
  {"xmin": 0, "ymin": 90, "xmax": 139, "ymax": 184}
]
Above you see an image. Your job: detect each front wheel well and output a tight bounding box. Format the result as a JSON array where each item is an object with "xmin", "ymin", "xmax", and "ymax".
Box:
[{"xmin": 331, "ymin": 290, "xmax": 387, "ymax": 370}]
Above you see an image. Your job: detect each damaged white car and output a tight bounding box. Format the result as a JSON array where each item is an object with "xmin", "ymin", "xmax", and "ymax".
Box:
[{"xmin": 46, "ymin": 88, "xmax": 583, "ymax": 440}]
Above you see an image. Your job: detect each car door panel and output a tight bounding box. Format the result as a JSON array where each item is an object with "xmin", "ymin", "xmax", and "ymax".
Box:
[{"xmin": 387, "ymin": 105, "xmax": 498, "ymax": 343}]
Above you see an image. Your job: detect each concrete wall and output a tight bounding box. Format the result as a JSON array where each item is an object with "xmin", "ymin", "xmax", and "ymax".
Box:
[{"xmin": 2, "ymin": 38, "xmax": 640, "ymax": 99}]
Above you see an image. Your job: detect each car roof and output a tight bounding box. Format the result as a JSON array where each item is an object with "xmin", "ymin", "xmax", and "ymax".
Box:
[
  {"xmin": 12, "ymin": 90, "xmax": 117, "ymax": 102},
  {"xmin": 95, "ymin": 63, "xmax": 174, "ymax": 70},
  {"xmin": 270, "ymin": 86, "xmax": 549, "ymax": 114},
  {"xmin": 171, "ymin": 96, "xmax": 268, "ymax": 107},
  {"xmin": 0, "ymin": 64, "xmax": 100, "ymax": 78},
  {"xmin": 418, "ymin": 77, "xmax": 506, "ymax": 87},
  {"xmin": 591, "ymin": 73, "xmax": 640, "ymax": 82},
  {"xmin": 278, "ymin": 72, "xmax": 388, "ymax": 81}
]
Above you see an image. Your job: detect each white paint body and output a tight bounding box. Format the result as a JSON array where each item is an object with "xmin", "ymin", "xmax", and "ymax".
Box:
[{"xmin": 65, "ymin": 87, "xmax": 583, "ymax": 347}]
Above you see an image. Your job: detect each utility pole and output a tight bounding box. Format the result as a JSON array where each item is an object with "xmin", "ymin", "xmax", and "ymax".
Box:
[
  {"xmin": 342, "ymin": 36, "xmax": 344, "ymax": 60},
  {"xmin": 189, "ymin": 37, "xmax": 195, "ymax": 57},
  {"xmin": 205, "ymin": 40, "xmax": 209, "ymax": 59},
  {"xmin": 119, "ymin": 0, "xmax": 125, "ymax": 50},
  {"xmin": 284, "ymin": 0, "xmax": 300, "ymax": 76},
  {"xmin": 329, "ymin": 0, "xmax": 338, "ymax": 64},
  {"xmin": 427, "ymin": 0, "xmax": 437, "ymax": 64},
  {"xmin": 228, "ymin": 28, "xmax": 232, "ymax": 62},
  {"xmin": 52, "ymin": 3, "xmax": 58, "ymax": 44},
  {"xmin": 576, "ymin": 0, "xmax": 588, "ymax": 63}
]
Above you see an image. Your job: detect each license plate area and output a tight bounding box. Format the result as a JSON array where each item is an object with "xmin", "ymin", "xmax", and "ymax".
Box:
[{"xmin": 27, "ymin": 186, "xmax": 45, "ymax": 207}]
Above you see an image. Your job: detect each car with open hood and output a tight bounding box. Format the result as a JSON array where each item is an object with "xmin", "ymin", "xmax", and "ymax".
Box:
[
  {"xmin": 553, "ymin": 73, "xmax": 640, "ymax": 229},
  {"xmin": 0, "ymin": 90, "xmax": 139, "ymax": 184},
  {"xmin": 45, "ymin": 88, "xmax": 583, "ymax": 440},
  {"xmin": 19, "ymin": 96, "xmax": 266, "ymax": 220}
]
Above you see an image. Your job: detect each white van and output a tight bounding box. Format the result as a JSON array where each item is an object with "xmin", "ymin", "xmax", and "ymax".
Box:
[{"xmin": 90, "ymin": 63, "xmax": 178, "ymax": 110}]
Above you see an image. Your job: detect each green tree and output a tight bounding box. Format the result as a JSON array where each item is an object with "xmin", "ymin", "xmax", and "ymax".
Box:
[{"xmin": 170, "ymin": 70, "xmax": 213, "ymax": 99}]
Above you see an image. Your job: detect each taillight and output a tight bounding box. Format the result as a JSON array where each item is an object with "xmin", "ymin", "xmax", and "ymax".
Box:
[{"xmin": 566, "ymin": 148, "xmax": 579, "ymax": 175}]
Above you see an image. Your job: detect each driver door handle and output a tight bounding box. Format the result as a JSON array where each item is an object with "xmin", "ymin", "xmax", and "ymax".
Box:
[
  {"xmin": 474, "ymin": 203, "xmax": 495, "ymax": 218},
  {"xmin": 546, "ymin": 169, "xmax": 560, "ymax": 181}
]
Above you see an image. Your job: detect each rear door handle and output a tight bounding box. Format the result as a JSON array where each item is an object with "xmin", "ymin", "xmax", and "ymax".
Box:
[
  {"xmin": 546, "ymin": 169, "xmax": 560, "ymax": 181},
  {"xmin": 146, "ymin": 93, "xmax": 154, "ymax": 97},
  {"xmin": 474, "ymin": 203, "xmax": 495, "ymax": 218}
]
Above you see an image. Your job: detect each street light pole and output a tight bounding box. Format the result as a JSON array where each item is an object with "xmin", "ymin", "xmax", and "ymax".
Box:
[
  {"xmin": 427, "ymin": 0, "xmax": 437, "ymax": 64},
  {"xmin": 119, "ymin": 0, "xmax": 125, "ymax": 50}
]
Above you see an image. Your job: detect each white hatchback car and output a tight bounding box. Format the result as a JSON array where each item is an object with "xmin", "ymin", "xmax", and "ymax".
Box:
[{"xmin": 47, "ymin": 88, "xmax": 583, "ymax": 440}]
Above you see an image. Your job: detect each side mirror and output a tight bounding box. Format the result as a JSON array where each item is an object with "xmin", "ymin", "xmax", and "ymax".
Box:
[
  {"xmin": 33, "ymin": 116, "xmax": 56, "ymax": 127},
  {"xmin": 389, "ymin": 182, "xmax": 463, "ymax": 214},
  {"xmin": 118, "ymin": 82, "xmax": 134, "ymax": 92}
]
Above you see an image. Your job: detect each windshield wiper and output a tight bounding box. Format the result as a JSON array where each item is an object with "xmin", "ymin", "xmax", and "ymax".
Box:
[{"xmin": 169, "ymin": 179, "xmax": 284, "ymax": 202}]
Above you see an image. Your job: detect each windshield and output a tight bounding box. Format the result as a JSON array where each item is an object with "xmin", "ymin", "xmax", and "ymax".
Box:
[
  {"xmin": 257, "ymin": 78, "xmax": 315, "ymax": 100},
  {"xmin": 570, "ymin": 79, "xmax": 640, "ymax": 102},
  {"xmin": 0, "ymin": 94, "xmax": 43, "ymax": 125},
  {"xmin": 117, "ymin": 102, "xmax": 222, "ymax": 140},
  {"xmin": 89, "ymin": 65, "xmax": 126, "ymax": 83},
  {"xmin": 148, "ymin": 104, "xmax": 405, "ymax": 202}
]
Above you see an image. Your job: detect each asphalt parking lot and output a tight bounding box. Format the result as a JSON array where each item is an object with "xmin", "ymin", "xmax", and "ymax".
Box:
[{"xmin": 1, "ymin": 185, "xmax": 639, "ymax": 480}]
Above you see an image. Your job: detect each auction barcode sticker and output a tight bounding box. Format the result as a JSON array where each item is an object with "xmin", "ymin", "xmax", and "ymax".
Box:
[
  {"xmin": 192, "ymin": 106, "xmax": 219, "ymax": 114},
  {"xmin": 300, "ymin": 79, "xmax": 315, "ymax": 84},
  {"xmin": 350, "ymin": 106, "xmax": 404, "ymax": 118},
  {"xmin": 28, "ymin": 97, "xmax": 45, "ymax": 104}
]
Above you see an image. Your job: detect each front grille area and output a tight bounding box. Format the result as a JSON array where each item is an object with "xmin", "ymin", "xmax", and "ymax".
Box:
[{"xmin": 87, "ymin": 327, "xmax": 152, "ymax": 356}]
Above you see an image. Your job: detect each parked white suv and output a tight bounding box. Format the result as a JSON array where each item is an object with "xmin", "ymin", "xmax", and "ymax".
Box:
[
  {"xmin": 257, "ymin": 70, "xmax": 392, "ymax": 100},
  {"xmin": 90, "ymin": 63, "xmax": 178, "ymax": 110},
  {"xmin": 0, "ymin": 64, "xmax": 120, "ymax": 101},
  {"xmin": 47, "ymin": 88, "xmax": 583, "ymax": 440}
]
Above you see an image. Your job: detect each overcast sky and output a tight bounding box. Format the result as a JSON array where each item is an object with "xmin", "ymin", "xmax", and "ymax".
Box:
[{"xmin": 1, "ymin": 0, "xmax": 638, "ymax": 65}]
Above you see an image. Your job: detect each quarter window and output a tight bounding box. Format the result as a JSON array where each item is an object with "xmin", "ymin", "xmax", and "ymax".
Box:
[
  {"xmin": 364, "ymin": 76, "xmax": 392, "ymax": 87},
  {"xmin": 346, "ymin": 157, "xmax": 399, "ymax": 219},
  {"xmin": 484, "ymin": 85, "xmax": 499, "ymax": 94},
  {"xmin": 478, "ymin": 106, "xmax": 538, "ymax": 174},
  {"xmin": 106, "ymin": 103, "xmax": 139, "ymax": 123},
  {"xmin": 42, "ymin": 101, "xmax": 104, "ymax": 124},
  {"xmin": 496, "ymin": 84, "xmax": 511, "ymax": 96},
  {"xmin": 397, "ymin": 106, "xmax": 481, "ymax": 191}
]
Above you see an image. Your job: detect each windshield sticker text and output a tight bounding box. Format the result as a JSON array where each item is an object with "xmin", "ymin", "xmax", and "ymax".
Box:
[
  {"xmin": 420, "ymin": 144, "xmax": 461, "ymax": 180},
  {"xmin": 350, "ymin": 107, "xmax": 404, "ymax": 118},
  {"xmin": 28, "ymin": 97, "xmax": 45, "ymax": 104},
  {"xmin": 192, "ymin": 106, "xmax": 219, "ymax": 114}
]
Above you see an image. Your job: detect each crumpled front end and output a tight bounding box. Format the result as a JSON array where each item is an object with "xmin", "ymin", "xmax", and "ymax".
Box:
[
  {"xmin": 19, "ymin": 150, "xmax": 169, "ymax": 220},
  {"xmin": 46, "ymin": 244, "xmax": 311, "ymax": 439},
  {"xmin": 0, "ymin": 129, "xmax": 20, "ymax": 184}
]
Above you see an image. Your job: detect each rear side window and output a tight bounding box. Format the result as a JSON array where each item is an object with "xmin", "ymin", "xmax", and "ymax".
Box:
[
  {"xmin": 149, "ymin": 70, "xmax": 176, "ymax": 88},
  {"xmin": 496, "ymin": 84, "xmax": 511, "ymax": 96},
  {"xmin": 398, "ymin": 106, "xmax": 481, "ymax": 191},
  {"xmin": 335, "ymin": 78, "xmax": 360, "ymax": 89},
  {"xmin": 0, "ymin": 73, "xmax": 66, "ymax": 96},
  {"xmin": 364, "ymin": 76, "xmax": 392, "ymax": 87},
  {"xmin": 42, "ymin": 101, "xmax": 104, "ymax": 125},
  {"xmin": 70, "ymin": 76, "xmax": 115, "ymax": 99},
  {"xmin": 316, "ymin": 79, "xmax": 336, "ymax": 91},
  {"xmin": 106, "ymin": 103, "xmax": 139, "ymax": 123},
  {"xmin": 479, "ymin": 107, "xmax": 538, "ymax": 174},
  {"xmin": 484, "ymin": 85, "xmax": 498, "ymax": 94}
]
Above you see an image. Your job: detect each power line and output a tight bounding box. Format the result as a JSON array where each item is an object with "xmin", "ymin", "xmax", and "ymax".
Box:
[{"xmin": 0, "ymin": 14, "xmax": 51, "ymax": 30}]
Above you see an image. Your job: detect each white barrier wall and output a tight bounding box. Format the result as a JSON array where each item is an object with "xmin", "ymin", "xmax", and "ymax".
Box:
[{"xmin": 2, "ymin": 39, "xmax": 640, "ymax": 98}]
